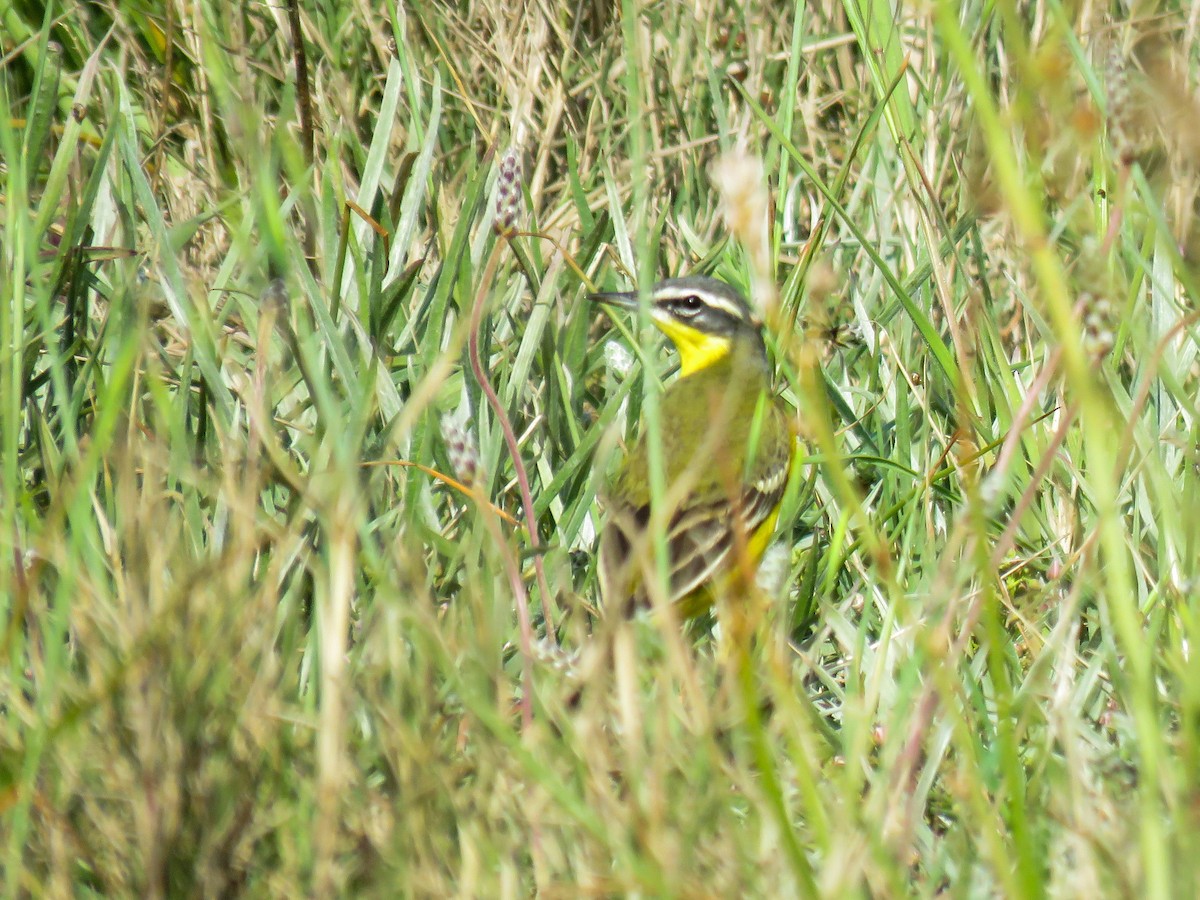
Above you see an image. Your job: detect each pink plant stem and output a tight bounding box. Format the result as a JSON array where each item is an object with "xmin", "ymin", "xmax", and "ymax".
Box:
[
  {"xmin": 470, "ymin": 239, "xmax": 559, "ymax": 647},
  {"xmin": 466, "ymin": 238, "xmax": 560, "ymax": 730}
]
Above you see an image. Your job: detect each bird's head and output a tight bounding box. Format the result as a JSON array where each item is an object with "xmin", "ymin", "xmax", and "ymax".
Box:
[{"xmin": 590, "ymin": 276, "xmax": 765, "ymax": 376}]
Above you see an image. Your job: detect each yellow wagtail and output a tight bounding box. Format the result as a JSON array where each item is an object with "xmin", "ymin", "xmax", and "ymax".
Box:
[{"xmin": 591, "ymin": 276, "xmax": 795, "ymax": 618}]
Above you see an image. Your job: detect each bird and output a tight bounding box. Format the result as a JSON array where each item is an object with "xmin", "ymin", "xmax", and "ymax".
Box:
[{"xmin": 590, "ymin": 276, "xmax": 795, "ymax": 619}]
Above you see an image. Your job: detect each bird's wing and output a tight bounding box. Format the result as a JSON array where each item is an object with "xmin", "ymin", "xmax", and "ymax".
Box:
[
  {"xmin": 664, "ymin": 445, "xmax": 790, "ymax": 601},
  {"xmin": 599, "ymin": 393, "xmax": 793, "ymax": 612},
  {"xmin": 600, "ymin": 442, "xmax": 790, "ymax": 610}
]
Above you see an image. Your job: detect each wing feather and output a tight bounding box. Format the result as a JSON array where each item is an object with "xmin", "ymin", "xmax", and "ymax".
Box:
[{"xmin": 599, "ymin": 447, "xmax": 790, "ymax": 611}]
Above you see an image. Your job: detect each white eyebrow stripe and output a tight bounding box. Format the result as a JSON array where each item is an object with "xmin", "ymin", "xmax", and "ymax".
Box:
[{"xmin": 651, "ymin": 288, "xmax": 744, "ymax": 320}]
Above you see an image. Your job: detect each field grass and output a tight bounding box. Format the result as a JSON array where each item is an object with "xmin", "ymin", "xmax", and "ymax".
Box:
[{"xmin": 4, "ymin": 0, "xmax": 1200, "ymax": 895}]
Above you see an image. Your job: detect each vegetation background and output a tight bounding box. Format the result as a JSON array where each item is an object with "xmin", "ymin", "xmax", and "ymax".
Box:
[{"xmin": 3, "ymin": 0, "xmax": 1200, "ymax": 895}]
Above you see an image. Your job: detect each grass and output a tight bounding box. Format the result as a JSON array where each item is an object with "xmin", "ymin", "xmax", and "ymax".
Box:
[{"xmin": 3, "ymin": 0, "xmax": 1200, "ymax": 895}]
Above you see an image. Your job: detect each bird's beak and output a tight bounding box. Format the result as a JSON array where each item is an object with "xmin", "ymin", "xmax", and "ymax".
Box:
[{"xmin": 588, "ymin": 289, "xmax": 639, "ymax": 310}]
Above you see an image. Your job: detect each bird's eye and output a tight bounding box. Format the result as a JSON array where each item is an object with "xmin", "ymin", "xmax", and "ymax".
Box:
[{"xmin": 675, "ymin": 295, "xmax": 704, "ymax": 315}]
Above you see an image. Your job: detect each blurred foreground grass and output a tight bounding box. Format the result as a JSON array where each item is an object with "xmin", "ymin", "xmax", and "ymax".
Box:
[{"xmin": 3, "ymin": 1, "xmax": 1200, "ymax": 895}]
